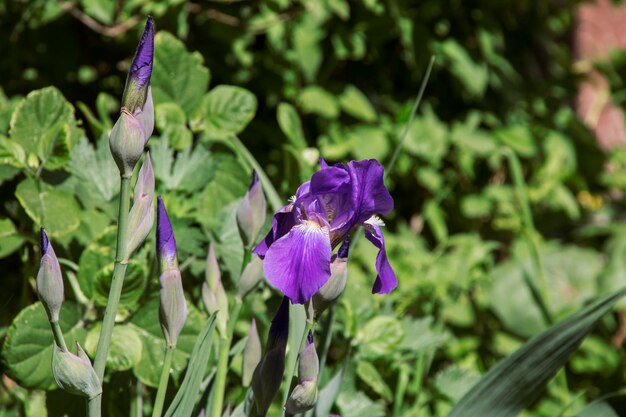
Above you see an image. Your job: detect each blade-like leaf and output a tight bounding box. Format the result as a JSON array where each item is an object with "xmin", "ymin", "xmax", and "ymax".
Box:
[
  {"xmin": 573, "ymin": 393, "xmax": 626, "ymax": 417},
  {"xmin": 165, "ymin": 314, "xmax": 217, "ymax": 417},
  {"xmin": 447, "ymin": 288, "xmax": 626, "ymax": 417}
]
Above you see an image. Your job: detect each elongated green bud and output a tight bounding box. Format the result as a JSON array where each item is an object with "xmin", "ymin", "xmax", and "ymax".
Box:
[
  {"xmin": 52, "ymin": 342, "xmax": 101, "ymax": 399},
  {"xmin": 125, "ymin": 153, "xmax": 155, "ymax": 260},
  {"xmin": 159, "ymin": 268, "xmax": 187, "ymax": 348},
  {"xmin": 37, "ymin": 228, "xmax": 64, "ymax": 322},
  {"xmin": 312, "ymin": 238, "xmax": 349, "ymax": 318},
  {"xmin": 237, "ymin": 257, "xmax": 264, "ymax": 299},
  {"xmin": 236, "ymin": 172, "xmax": 267, "ymax": 249},
  {"xmin": 252, "ymin": 297, "xmax": 289, "ymax": 417},
  {"xmin": 286, "ymin": 332, "xmax": 319, "ymax": 414},
  {"xmin": 202, "ymin": 244, "xmax": 229, "ymax": 337},
  {"xmin": 242, "ymin": 319, "xmax": 262, "ymax": 387}
]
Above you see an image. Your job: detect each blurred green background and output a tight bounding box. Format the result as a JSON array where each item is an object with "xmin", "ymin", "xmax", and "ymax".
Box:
[{"xmin": 3, "ymin": 0, "xmax": 626, "ymax": 416}]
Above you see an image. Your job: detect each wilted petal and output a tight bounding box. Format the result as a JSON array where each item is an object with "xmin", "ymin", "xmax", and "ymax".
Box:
[
  {"xmin": 264, "ymin": 220, "xmax": 332, "ymax": 304},
  {"xmin": 347, "ymin": 160, "xmax": 393, "ymax": 223},
  {"xmin": 363, "ymin": 219, "xmax": 397, "ymax": 294}
]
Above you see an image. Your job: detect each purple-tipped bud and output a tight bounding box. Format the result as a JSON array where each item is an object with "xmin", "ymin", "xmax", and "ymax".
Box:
[
  {"xmin": 236, "ymin": 171, "xmax": 267, "ymax": 249},
  {"xmin": 126, "ymin": 154, "xmax": 155, "ymax": 260},
  {"xmin": 202, "ymin": 245, "xmax": 228, "ymax": 337},
  {"xmin": 242, "ymin": 319, "xmax": 262, "ymax": 387},
  {"xmin": 52, "ymin": 342, "xmax": 101, "ymax": 399},
  {"xmin": 109, "ymin": 109, "xmax": 147, "ymax": 177},
  {"xmin": 37, "ymin": 228, "xmax": 64, "ymax": 322},
  {"xmin": 237, "ymin": 257, "xmax": 264, "ymax": 299},
  {"xmin": 159, "ymin": 268, "xmax": 187, "ymax": 348},
  {"xmin": 311, "ymin": 238, "xmax": 349, "ymax": 318},
  {"xmin": 122, "ymin": 17, "xmax": 154, "ymax": 114},
  {"xmin": 286, "ymin": 331, "xmax": 319, "ymax": 414},
  {"xmin": 252, "ymin": 297, "xmax": 290, "ymax": 417},
  {"xmin": 156, "ymin": 196, "xmax": 178, "ymax": 272}
]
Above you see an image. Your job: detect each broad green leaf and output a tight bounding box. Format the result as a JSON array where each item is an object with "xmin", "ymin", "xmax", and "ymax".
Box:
[
  {"xmin": 0, "ymin": 135, "xmax": 26, "ymax": 167},
  {"xmin": 291, "ymin": 14, "xmax": 324, "ymax": 82},
  {"xmin": 405, "ymin": 107, "xmax": 449, "ymax": 165},
  {"xmin": 80, "ymin": 0, "xmax": 114, "ymax": 24},
  {"xmin": 355, "ymin": 316, "xmax": 405, "ymax": 357},
  {"xmin": 77, "ymin": 227, "xmax": 116, "ymax": 300},
  {"xmin": 433, "ymin": 366, "xmax": 481, "ymax": 403},
  {"xmin": 151, "ymin": 137, "xmax": 212, "ymax": 192},
  {"xmin": 0, "ymin": 217, "xmax": 24, "ymax": 258},
  {"xmin": 339, "ymin": 85, "xmax": 377, "ymax": 122},
  {"xmin": 423, "ymin": 199, "xmax": 448, "ymax": 244},
  {"xmin": 336, "ymin": 389, "xmax": 385, "ymax": 417},
  {"xmin": 194, "ymin": 85, "xmax": 257, "ymax": 137},
  {"xmin": 132, "ymin": 297, "xmax": 205, "ymax": 387},
  {"xmin": 277, "ymin": 102, "xmax": 307, "ymax": 150},
  {"xmin": 195, "ymin": 153, "xmax": 249, "ymax": 230},
  {"xmin": 2, "ymin": 302, "xmax": 86, "ymax": 389},
  {"xmin": 298, "ymin": 86, "xmax": 340, "ymax": 119},
  {"xmin": 93, "ymin": 260, "xmax": 148, "ymax": 307},
  {"xmin": 85, "ymin": 324, "xmax": 142, "ymax": 371},
  {"xmin": 15, "ymin": 177, "xmax": 80, "ymax": 237},
  {"xmin": 446, "ymin": 288, "xmax": 626, "ymax": 417},
  {"xmin": 164, "ymin": 314, "xmax": 216, "ymax": 417},
  {"xmin": 9, "ymin": 86, "xmax": 76, "ymax": 168},
  {"xmin": 438, "ymin": 39, "xmax": 488, "ymax": 98},
  {"xmin": 356, "ymin": 361, "xmax": 392, "ymax": 402},
  {"xmin": 67, "ymin": 134, "xmax": 118, "ymax": 209},
  {"xmin": 152, "ymin": 31, "xmax": 210, "ymax": 114},
  {"xmin": 570, "ymin": 336, "xmax": 619, "ymax": 374},
  {"xmin": 213, "ymin": 202, "xmax": 245, "ymax": 284},
  {"xmin": 494, "ymin": 125, "xmax": 536, "ymax": 157},
  {"xmin": 346, "ymin": 125, "xmax": 389, "ymax": 160}
]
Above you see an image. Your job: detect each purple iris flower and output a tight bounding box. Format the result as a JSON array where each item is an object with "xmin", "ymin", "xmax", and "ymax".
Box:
[
  {"xmin": 156, "ymin": 196, "xmax": 177, "ymax": 270},
  {"xmin": 253, "ymin": 159, "xmax": 397, "ymax": 304}
]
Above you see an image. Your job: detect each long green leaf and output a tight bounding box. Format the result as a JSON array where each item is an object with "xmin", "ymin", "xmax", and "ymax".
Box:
[
  {"xmin": 447, "ymin": 288, "xmax": 626, "ymax": 417},
  {"xmin": 573, "ymin": 393, "xmax": 626, "ymax": 417},
  {"xmin": 165, "ymin": 314, "xmax": 217, "ymax": 417}
]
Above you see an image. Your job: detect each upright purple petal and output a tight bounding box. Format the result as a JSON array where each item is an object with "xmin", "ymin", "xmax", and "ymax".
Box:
[
  {"xmin": 40, "ymin": 227, "xmax": 50, "ymax": 255},
  {"xmin": 129, "ymin": 16, "xmax": 154, "ymax": 87},
  {"xmin": 157, "ymin": 196, "xmax": 177, "ymax": 270},
  {"xmin": 363, "ymin": 220, "xmax": 397, "ymax": 294},
  {"xmin": 347, "ymin": 160, "xmax": 394, "ymax": 224},
  {"xmin": 310, "ymin": 165, "xmax": 350, "ymax": 195},
  {"xmin": 263, "ymin": 219, "xmax": 332, "ymax": 304}
]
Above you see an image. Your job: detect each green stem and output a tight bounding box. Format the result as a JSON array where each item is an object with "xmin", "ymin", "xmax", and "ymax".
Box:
[
  {"xmin": 281, "ymin": 319, "xmax": 314, "ymax": 416},
  {"xmin": 152, "ymin": 346, "xmax": 175, "ymax": 417},
  {"xmin": 229, "ymin": 135, "xmax": 283, "ymax": 212},
  {"xmin": 50, "ymin": 320, "xmax": 67, "ymax": 351},
  {"xmin": 93, "ymin": 175, "xmax": 132, "ymax": 382},
  {"xmin": 87, "ymin": 395, "xmax": 102, "ymax": 417},
  {"xmin": 210, "ymin": 299, "xmax": 243, "ymax": 417}
]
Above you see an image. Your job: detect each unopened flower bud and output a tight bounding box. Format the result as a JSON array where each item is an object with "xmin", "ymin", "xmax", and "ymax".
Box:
[
  {"xmin": 122, "ymin": 17, "xmax": 154, "ymax": 115},
  {"xmin": 52, "ymin": 342, "xmax": 101, "ymax": 399},
  {"xmin": 286, "ymin": 332, "xmax": 319, "ymax": 414},
  {"xmin": 126, "ymin": 154, "xmax": 154, "ymax": 259},
  {"xmin": 37, "ymin": 228, "xmax": 64, "ymax": 322},
  {"xmin": 237, "ymin": 257, "xmax": 264, "ymax": 299},
  {"xmin": 202, "ymin": 245, "xmax": 228, "ymax": 337},
  {"xmin": 109, "ymin": 109, "xmax": 147, "ymax": 177},
  {"xmin": 159, "ymin": 268, "xmax": 187, "ymax": 348},
  {"xmin": 156, "ymin": 196, "xmax": 178, "ymax": 272},
  {"xmin": 312, "ymin": 238, "xmax": 349, "ymax": 318},
  {"xmin": 252, "ymin": 297, "xmax": 289, "ymax": 417},
  {"xmin": 236, "ymin": 172, "xmax": 267, "ymax": 249},
  {"xmin": 242, "ymin": 319, "xmax": 262, "ymax": 387}
]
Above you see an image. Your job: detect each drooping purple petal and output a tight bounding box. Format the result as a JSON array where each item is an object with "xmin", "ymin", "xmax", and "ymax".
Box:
[
  {"xmin": 156, "ymin": 196, "xmax": 177, "ymax": 269},
  {"xmin": 253, "ymin": 205, "xmax": 296, "ymax": 258},
  {"xmin": 347, "ymin": 160, "xmax": 394, "ymax": 224},
  {"xmin": 363, "ymin": 221, "xmax": 397, "ymax": 294},
  {"xmin": 263, "ymin": 220, "xmax": 332, "ymax": 304},
  {"xmin": 129, "ymin": 16, "xmax": 154, "ymax": 87}
]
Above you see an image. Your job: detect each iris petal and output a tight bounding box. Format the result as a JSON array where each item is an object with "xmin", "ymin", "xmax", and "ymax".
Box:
[
  {"xmin": 347, "ymin": 160, "xmax": 394, "ymax": 223},
  {"xmin": 263, "ymin": 221, "xmax": 332, "ymax": 304},
  {"xmin": 253, "ymin": 205, "xmax": 296, "ymax": 258},
  {"xmin": 364, "ymin": 221, "xmax": 397, "ymax": 294}
]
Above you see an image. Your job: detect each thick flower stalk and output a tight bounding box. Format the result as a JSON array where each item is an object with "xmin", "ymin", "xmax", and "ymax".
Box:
[{"xmin": 254, "ymin": 159, "xmax": 397, "ymax": 304}]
